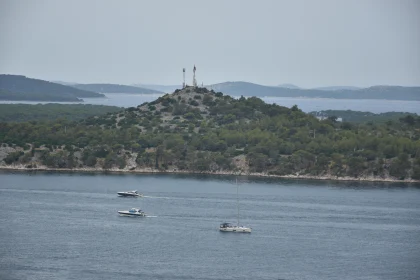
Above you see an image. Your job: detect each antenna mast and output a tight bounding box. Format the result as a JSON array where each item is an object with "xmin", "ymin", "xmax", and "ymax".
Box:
[
  {"xmin": 182, "ymin": 68, "xmax": 185, "ymax": 88},
  {"xmin": 193, "ymin": 65, "xmax": 197, "ymax": 87}
]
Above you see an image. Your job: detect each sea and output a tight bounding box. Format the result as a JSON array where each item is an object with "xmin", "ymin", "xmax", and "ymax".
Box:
[
  {"xmin": 0, "ymin": 172, "xmax": 419, "ymax": 280},
  {"xmin": 0, "ymin": 93, "xmax": 420, "ymax": 114}
]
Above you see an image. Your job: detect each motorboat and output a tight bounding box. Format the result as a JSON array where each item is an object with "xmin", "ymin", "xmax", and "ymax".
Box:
[
  {"xmin": 219, "ymin": 179, "xmax": 252, "ymax": 233},
  {"xmin": 117, "ymin": 190, "xmax": 143, "ymax": 197},
  {"xmin": 219, "ymin": 222, "xmax": 251, "ymax": 233},
  {"xmin": 118, "ymin": 208, "xmax": 146, "ymax": 217}
]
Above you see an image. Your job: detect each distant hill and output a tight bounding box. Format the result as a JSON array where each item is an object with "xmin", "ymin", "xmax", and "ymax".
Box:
[
  {"xmin": 0, "ymin": 75, "xmax": 104, "ymax": 101},
  {"xmin": 72, "ymin": 84, "xmax": 162, "ymax": 94},
  {"xmin": 277, "ymin": 83, "xmax": 300, "ymax": 89},
  {"xmin": 51, "ymin": 80, "xmax": 77, "ymax": 86},
  {"xmin": 208, "ymin": 81, "xmax": 317, "ymax": 97},
  {"xmin": 133, "ymin": 84, "xmax": 181, "ymax": 93},
  {"xmin": 313, "ymin": 86, "xmax": 361, "ymax": 91},
  {"xmin": 207, "ymin": 82, "xmax": 420, "ymax": 101}
]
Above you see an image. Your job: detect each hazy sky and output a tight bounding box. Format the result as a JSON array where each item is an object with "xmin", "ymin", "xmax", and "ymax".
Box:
[{"xmin": 0, "ymin": 0, "xmax": 419, "ymax": 87}]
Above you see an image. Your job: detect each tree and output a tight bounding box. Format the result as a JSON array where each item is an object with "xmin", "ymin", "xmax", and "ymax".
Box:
[
  {"xmin": 400, "ymin": 115, "xmax": 416, "ymax": 126},
  {"xmin": 328, "ymin": 116, "xmax": 338, "ymax": 122},
  {"xmin": 346, "ymin": 156, "xmax": 365, "ymax": 177},
  {"xmin": 390, "ymin": 153, "xmax": 411, "ymax": 179}
]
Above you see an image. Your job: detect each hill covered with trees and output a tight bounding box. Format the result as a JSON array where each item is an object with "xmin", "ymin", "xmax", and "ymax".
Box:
[
  {"xmin": 0, "ymin": 75, "xmax": 104, "ymax": 101},
  {"xmin": 0, "ymin": 87, "xmax": 419, "ymax": 181},
  {"xmin": 209, "ymin": 82, "xmax": 420, "ymax": 101},
  {"xmin": 0, "ymin": 104, "xmax": 121, "ymax": 122},
  {"xmin": 310, "ymin": 110, "xmax": 419, "ymax": 124},
  {"xmin": 71, "ymin": 84, "xmax": 162, "ymax": 94}
]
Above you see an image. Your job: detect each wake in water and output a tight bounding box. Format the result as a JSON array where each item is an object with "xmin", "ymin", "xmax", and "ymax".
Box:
[{"xmin": 143, "ymin": 195, "xmax": 175, "ymax": 199}]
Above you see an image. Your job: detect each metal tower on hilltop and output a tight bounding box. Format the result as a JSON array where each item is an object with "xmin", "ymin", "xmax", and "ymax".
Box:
[
  {"xmin": 182, "ymin": 68, "xmax": 186, "ymax": 88},
  {"xmin": 193, "ymin": 65, "xmax": 197, "ymax": 87}
]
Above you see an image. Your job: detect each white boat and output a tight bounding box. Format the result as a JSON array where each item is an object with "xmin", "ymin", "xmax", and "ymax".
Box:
[
  {"xmin": 219, "ymin": 179, "xmax": 251, "ymax": 233},
  {"xmin": 117, "ymin": 190, "xmax": 143, "ymax": 197},
  {"xmin": 219, "ymin": 223, "xmax": 252, "ymax": 233},
  {"xmin": 118, "ymin": 208, "xmax": 146, "ymax": 217}
]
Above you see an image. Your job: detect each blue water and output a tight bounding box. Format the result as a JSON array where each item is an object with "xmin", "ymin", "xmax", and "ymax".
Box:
[
  {"xmin": 1, "ymin": 93, "xmax": 419, "ymax": 114},
  {"xmin": 0, "ymin": 172, "xmax": 419, "ymax": 280}
]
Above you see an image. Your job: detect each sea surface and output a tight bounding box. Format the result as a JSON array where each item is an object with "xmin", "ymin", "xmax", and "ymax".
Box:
[
  {"xmin": 0, "ymin": 172, "xmax": 419, "ymax": 280},
  {"xmin": 1, "ymin": 93, "xmax": 420, "ymax": 114}
]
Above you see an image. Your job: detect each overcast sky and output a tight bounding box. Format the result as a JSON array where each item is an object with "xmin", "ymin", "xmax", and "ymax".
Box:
[{"xmin": 0, "ymin": 0, "xmax": 419, "ymax": 88}]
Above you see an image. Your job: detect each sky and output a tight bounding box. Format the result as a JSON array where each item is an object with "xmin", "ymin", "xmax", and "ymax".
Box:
[{"xmin": 0, "ymin": 0, "xmax": 419, "ymax": 88}]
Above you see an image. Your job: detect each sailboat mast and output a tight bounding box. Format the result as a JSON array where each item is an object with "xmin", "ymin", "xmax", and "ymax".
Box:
[{"xmin": 237, "ymin": 178, "xmax": 239, "ymax": 226}]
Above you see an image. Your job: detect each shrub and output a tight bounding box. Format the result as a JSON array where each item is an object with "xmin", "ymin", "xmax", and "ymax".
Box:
[
  {"xmin": 4, "ymin": 151, "xmax": 24, "ymax": 164},
  {"xmin": 189, "ymin": 100, "xmax": 199, "ymax": 106}
]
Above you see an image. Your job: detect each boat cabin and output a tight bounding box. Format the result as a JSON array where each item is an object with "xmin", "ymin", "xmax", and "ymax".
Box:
[{"xmin": 220, "ymin": 223, "xmax": 233, "ymax": 228}]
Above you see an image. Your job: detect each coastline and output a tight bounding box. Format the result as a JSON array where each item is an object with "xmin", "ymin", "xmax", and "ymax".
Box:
[{"xmin": 1, "ymin": 165, "xmax": 419, "ymax": 184}]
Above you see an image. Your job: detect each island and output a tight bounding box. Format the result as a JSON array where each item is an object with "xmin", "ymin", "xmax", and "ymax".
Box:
[
  {"xmin": 0, "ymin": 75, "xmax": 104, "ymax": 101},
  {"xmin": 0, "ymin": 86, "xmax": 419, "ymax": 182},
  {"xmin": 209, "ymin": 82, "xmax": 420, "ymax": 101}
]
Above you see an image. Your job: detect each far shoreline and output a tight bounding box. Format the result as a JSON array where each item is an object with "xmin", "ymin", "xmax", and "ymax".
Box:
[{"xmin": 1, "ymin": 165, "xmax": 419, "ymax": 184}]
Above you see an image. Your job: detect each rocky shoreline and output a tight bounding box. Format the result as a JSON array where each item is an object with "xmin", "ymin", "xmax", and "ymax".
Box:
[{"xmin": 1, "ymin": 164, "xmax": 419, "ymax": 184}]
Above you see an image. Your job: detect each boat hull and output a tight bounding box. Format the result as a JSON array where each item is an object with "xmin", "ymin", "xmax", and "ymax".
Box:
[
  {"xmin": 219, "ymin": 227, "xmax": 251, "ymax": 233},
  {"xmin": 118, "ymin": 192, "xmax": 143, "ymax": 197},
  {"xmin": 117, "ymin": 193, "xmax": 142, "ymax": 197},
  {"xmin": 118, "ymin": 211, "xmax": 146, "ymax": 217}
]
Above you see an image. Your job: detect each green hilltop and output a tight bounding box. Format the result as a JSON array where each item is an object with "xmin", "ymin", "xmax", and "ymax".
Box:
[{"xmin": 1, "ymin": 86, "xmax": 420, "ymax": 181}]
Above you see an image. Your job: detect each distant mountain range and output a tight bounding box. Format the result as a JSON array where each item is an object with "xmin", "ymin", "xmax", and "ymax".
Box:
[
  {"xmin": 277, "ymin": 83, "xmax": 300, "ymax": 89},
  {"xmin": 71, "ymin": 84, "xmax": 162, "ymax": 94},
  {"xmin": 208, "ymin": 82, "xmax": 420, "ymax": 101},
  {"xmin": 1, "ymin": 75, "xmax": 419, "ymax": 102},
  {"xmin": 313, "ymin": 86, "xmax": 361, "ymax": 91},
  {"xmin": 0, "ymin": 75, "xmax": 104, "ymax": 102},
  {"xmin": 51, "ymin": 80, "xmax": 77, "ymax": 86}
]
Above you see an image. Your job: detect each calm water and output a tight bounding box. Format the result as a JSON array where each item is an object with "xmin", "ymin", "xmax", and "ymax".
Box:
[
  {"xmin": 0, "ymin": 172, "xmax": 419, "ymax": 280},
  {"xmin": 1, "ymin": 93, "xmax": 420, "ymax": 114}
]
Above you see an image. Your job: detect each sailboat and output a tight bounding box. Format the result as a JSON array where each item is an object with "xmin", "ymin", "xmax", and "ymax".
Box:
[{"xmin": 219, "ymin": 178, "xmax": 252, "ymax": 233}]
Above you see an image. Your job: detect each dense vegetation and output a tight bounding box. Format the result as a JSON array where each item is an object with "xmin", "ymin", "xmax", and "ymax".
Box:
[
  {"xmin": 210, "ymin": 82, "xmax": 420, "ymax": 101},
  {"xmin": 1, "ymin": 87, "xmax": 420, "ymax": 180},
  {"xmin": 71, "ymin": 84, "xmax": 162, "ymax": 94},
  {"xmin": 0, "ymin": 89, "xmax": 81, "ymax": 102},
  {"xmin": 0, "ymin": 75, "xmax": 104, "ymax": 101},
  {"xmin": 0, "ymin": 104, "xmax": 121, "ymax": 122},
  {"xmin": 310, "ymin": 110, "xmax": 419, "ymax": 124}
]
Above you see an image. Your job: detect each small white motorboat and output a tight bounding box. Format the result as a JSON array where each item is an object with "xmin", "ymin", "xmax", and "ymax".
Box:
[
  {"xmin": 219, "ymin": 223, "xmax": 251, "ymax": 233},
  {"xmin": 117, "ymin": 190, "xmax": 143, "ymax": 197},
  {"xmin": 118, "ymin": 208, "xmax": 146, "ymax": 217}
]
